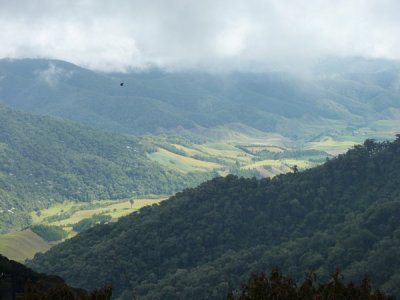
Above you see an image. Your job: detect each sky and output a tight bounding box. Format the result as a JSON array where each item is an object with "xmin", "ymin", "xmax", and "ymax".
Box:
[{"xmin": 1, "ymin": 0, "xmax": 400, "ymax": 72}]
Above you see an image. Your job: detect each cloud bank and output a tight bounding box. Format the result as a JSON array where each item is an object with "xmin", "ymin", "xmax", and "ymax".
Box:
[{"xmin": 1, "ymin": 0, "xmax": 400, "ymax": 72}]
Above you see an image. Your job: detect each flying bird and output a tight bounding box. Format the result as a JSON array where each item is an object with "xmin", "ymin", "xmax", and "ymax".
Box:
[{"xmin": 120, "ymin": 82, "xmax": 124, "ymax": 86}]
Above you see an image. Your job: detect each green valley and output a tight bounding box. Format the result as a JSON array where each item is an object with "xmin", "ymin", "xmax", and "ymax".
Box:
[
  {"xmin": 0, "ymin": 105, "xmax": 211, "ymax": 233},
  {"xmin": 1, "ymin": 100, "xmax": 396, "ymax": 231},
  {"xmin": 1, "ymin": 58, "xmax": 399, "ymax": 236},
  {"xmin": 1, "ymin": 99, "xmax": 397, "ymax": 262}
]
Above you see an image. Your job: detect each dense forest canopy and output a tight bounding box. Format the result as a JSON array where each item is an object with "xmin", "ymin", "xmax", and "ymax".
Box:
[{"xmin": 28, "ymin": 136, "xmax": 400, "ymax": 299}]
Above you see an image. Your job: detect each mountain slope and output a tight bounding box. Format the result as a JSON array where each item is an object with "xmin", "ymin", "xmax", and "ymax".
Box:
[
  {"xmin": 0, "ymin": 105, "xmax": 211, "ymax": 233},
  {"xmin": 1, "ymin": 58, "xmax": 399, "ymax": 136},
  {"xmin": 28, "ymin": 136, "xmax": 400, "ymax": 299}
]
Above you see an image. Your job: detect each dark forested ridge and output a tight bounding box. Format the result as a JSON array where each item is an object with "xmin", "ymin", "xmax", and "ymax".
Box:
[
  {"xmin": 1, "ymin": 58, "xmax": 400, "ymax": 136},
  {"xmin": 0, "ymin": 105, "xmax": 211, "ymax": 233},
  {"xmin": 0, "ymin": 254, "xmax": 112, "ymax": 299},
  {"xmin": 29, "ymin": 136, "xmax": 400, "ymax": 299}
]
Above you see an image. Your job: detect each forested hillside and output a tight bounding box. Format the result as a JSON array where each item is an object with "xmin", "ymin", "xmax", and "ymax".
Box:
[
  {"xmin": 29, "ymin": 136, "xmax": 400, "ymax": 299},
  {"xmin": 0, "ymin": 105, "xmax": 211, "ymax": 233},
  {"xmin": 1, "ymin": 58, "xmax": 399, "ymax": 136}
]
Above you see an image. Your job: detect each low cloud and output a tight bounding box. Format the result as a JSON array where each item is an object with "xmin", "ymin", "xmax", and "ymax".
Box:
[
  {"xmin": 36, "ymin": 63, "xmax": 73, "ymax": 87},
  {"xmin": 1, "ymin": 0, "xmax": 400, "ymax": 72}
]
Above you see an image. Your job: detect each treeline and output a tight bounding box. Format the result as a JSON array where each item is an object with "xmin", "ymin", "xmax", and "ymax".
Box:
[
  {"xmin": 229, "ymin": 270, "xmax": 393, "ymax": 300},
  {"xmin": 28, "ymin": 137, "xmax": 400, "ymax": 299},
  {"xmin": 72, "ymin": 214, "xmax": 112, "ymax": 233},
  {"xmin": 31, "ymin": 225, "xmax": 68, "ymax": 242}
]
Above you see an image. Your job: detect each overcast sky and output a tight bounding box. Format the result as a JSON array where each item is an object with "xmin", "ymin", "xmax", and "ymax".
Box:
[{"xmin": 1, "ymin": 0, "xmax": 399, "ymax": 72}]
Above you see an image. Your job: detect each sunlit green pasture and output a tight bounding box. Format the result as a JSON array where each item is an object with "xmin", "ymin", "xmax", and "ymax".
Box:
[
  {"xmin": 148, "ymin": 148, "xmax": 223, "ymax": 173},
  {"xmin": 49, "ymin": 198, "xmax": 164, "ymax": 226},
  {"xmin": 306, "ymin": 137, "xmax": 359, "ymax": 155}
]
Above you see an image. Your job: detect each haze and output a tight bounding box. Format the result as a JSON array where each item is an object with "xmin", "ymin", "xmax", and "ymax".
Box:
[{"xmin": 1, "ymin": 0, "xmax": 400, "ymax": 72}]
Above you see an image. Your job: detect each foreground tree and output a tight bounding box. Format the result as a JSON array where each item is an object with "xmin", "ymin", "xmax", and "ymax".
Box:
[{"xmin": 228, "ymin": 270, "xmax": 394, "ymax": 300}]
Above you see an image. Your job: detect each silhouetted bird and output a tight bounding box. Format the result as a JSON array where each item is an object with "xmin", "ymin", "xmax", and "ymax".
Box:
[{"xmin": 120, "ymin": 82, "xmax": 124, "ymax": 86}]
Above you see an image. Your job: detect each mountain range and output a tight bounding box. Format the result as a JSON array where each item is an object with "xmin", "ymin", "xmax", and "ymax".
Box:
[
  {"xmin": 1, "ymin": 57, "xmax": 399, "ymax": 137},
  {"xmin": 1, "ymin": 57, "xmax": 400, "ymax": 299}
]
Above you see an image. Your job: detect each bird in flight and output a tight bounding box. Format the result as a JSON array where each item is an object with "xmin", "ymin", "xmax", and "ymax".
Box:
[{"xmin": 120, "ymin": 82, "xmax": 124, "ymax": 86}]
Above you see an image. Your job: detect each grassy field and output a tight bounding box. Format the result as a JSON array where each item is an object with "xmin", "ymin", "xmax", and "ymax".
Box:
[
  {"xmin": 306, "ymin": 137, "xmax": 359, "ymax": 155},
  {"xmin": 172, "ymin": 143, "xmax": 202, "ymax": 156},
  {"xmin": 0, "ymin": 229, "xmax": 53, "ymax": 262},
  {"xmin": 148, "ymin": 148, "xmax": 223, "ymax": 172},
  {"xmin": 32, "ymin": 198, "xmax": 165, "ymax": 227},
  {"xmin": 48, "ymin": 198, "xmax": 164, "ymax": 226},
  {"xmin": 197, "ymin": 143, "xmax": 248, "ymax": 160}
]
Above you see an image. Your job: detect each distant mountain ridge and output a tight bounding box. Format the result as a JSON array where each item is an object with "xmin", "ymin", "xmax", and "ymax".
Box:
[
  {"xmin": 28, "ymin": 136, "xmax": 400, "ymax": 299},
  {"xmin": 1, "ymin": 58, "xmax": 399, "ymax": 136}
]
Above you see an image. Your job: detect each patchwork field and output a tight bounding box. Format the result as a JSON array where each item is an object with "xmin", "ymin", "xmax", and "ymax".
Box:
[
  {"xmin": 145, "ymin": 130, "xmax": 331, "ymax": 178},
  {"xmin": 146, "ymin": 121, "xmax": 399, "ymax": 178}
]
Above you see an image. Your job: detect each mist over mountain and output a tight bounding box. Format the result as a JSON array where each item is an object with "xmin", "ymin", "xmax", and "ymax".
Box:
[
  {"xmin": 2, "ymin": 1, "xmax": 400, "ymax": 72},
  {"xmin": 1, "ymin": 58, "xmax": 399, "ymax": 137},
  {"xmin": 28, "ymin": 137, "xmax": 400, "ymax": 299}
]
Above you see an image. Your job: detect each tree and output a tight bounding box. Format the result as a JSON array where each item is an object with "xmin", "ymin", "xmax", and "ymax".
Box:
[{"xmin": 229, "ymin": 270, "xmax": 394, "ymax": 300}]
